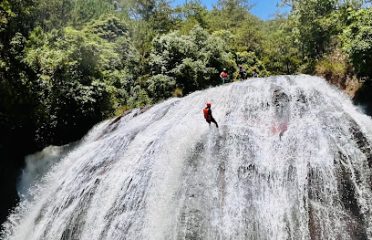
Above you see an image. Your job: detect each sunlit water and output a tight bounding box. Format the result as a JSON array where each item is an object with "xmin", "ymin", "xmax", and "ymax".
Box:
[{"xmin": 2, "ymin": 75, "xmax": 372, "ymax": 240}]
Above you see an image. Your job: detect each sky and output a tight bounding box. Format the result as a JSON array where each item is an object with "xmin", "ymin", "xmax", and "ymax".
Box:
[{"xmin": 172, "ymin": 0, "xmax": 290, "ymax": 20}]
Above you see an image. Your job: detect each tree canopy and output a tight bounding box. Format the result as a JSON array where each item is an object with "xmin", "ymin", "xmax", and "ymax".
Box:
[{"xmin": 1, "ymin": 0, "xmax": 371, "ymax": 151}]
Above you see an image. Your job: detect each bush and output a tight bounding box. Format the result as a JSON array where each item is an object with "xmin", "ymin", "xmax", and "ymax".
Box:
[
  {"xmin": 315, "ymin": 49, "xmax": 349, "ymax": 86},
  {"xmin": 340, "ymin": 8, "xmax": 372, "ymax": 79},
  {"xmin": 22, "ymin": 16, "xmax": 139, "ymax": 144},
  {"xmin": 237, "ymin": 51, "xmax": 269, "ymax": 77},
  {"xmin": 147, "ymin": 74, "xmax": 176, "ymax": 101},
  {"xmin": 149, "ymin": 25, "xmax": 236, "ymax": 94}
]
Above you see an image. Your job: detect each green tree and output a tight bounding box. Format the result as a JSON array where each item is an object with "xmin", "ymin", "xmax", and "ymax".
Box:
[
  {"xmin": 285, "ymin": 0, "xmax": 339, "ymax": 60},
  {"xmin": 70, "ymin": 0, "xmax": 114, "ymax": 27},
  {"xmin": 340, "ymin": 7, "xmax": 372, "ymax": 78},
  {"xmin": 22, "ymin": 16, "xmax": 139, "ymax": 143},
  {"xmin": 149, "ymin": 26, "xmax": 236, "ymax": 94},
  {"xmin": 174, "ymin": 1, "xmax": 209, "ymax": 33},
  {"xmin": 208, "ymin": 0, "xmax": 252, "ymax": 31},
  {"xmin": 147, "ymin": 74, "xmax": 176, "ymax": 101},
  {"xmin": 262, "ymin": 19, "xmax": 301, "ymax": 74},
  {"xmin": 237, "ymin": 51, "xmax": 269, "ymax": 76},
  {"xmin": 206, "ymin": 0, "xmax": 264, "ymax": 55}
]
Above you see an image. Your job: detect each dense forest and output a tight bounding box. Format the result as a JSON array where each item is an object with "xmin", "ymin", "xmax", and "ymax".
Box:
[{"xmin": 0, "ymin": 0, "xmax": 371, "ymax": 223}]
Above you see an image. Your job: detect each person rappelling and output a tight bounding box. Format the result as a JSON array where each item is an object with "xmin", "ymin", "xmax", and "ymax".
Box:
[{"xmin": 203, "ymin": 102, "xmax": 219, "ymax": 128}]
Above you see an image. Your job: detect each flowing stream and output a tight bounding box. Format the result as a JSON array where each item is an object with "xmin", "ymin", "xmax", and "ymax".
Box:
[{"xmin": 2, "ymin": 75, "xmax": 372, "ymax": 240}]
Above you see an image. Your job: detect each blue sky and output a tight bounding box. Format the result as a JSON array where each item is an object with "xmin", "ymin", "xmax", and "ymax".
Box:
[{"xmin": 172, "ymin": 0, "xmax": 290, "ymax": 20}]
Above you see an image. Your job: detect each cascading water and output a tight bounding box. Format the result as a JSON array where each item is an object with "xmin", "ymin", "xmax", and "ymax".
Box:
[
  {"xmin": 17, "ymin": 143, "xmax": 77, "ymax": 201},
  {"xmin": 2, "ymin": 75, "xmax": 372, "ymax": 240}
]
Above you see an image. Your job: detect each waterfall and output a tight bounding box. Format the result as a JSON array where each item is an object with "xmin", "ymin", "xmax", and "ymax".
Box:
[
  {"xmin": 17, "ymin": 144, "xmax": 77, "ymax": 201},
  {"xmin": 2, "ymin": 75, "xmax": 372, "ymax": 240}
]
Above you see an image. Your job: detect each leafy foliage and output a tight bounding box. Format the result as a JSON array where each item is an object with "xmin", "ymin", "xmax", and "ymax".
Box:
[
  {"xmin": 149, "ymin": 26, "xmax": 236, "ymax": 94},
  {"xmin": 1, "ymin": 1, "xmax": 372, "ymax": 223},
  {"xmin": 236, "ymin": 51, "xmax": 269, "ymax": 77},
  {"xmin": 22, "ymin": 16, "xmax": 139, "ymax": 143},
  {"xmin": 340, "ymin": 7, "xmax": 372, "ymax": 78},
  {"xmin": 1, "ymin": 0, "xmax": 372, "ymax": 155}
]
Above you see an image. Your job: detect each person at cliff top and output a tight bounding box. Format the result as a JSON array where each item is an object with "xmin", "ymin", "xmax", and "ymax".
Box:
[
  {"xmin": 220, "ymin": 68, "xmax": 229, "ymax": 84},
  {"xmin": 203, "ymin": 102, "xmax": 219, "ymax": 128},
  {"xmin": 238, "ymin": 65, "xmax": 247, "ymax": 79}
]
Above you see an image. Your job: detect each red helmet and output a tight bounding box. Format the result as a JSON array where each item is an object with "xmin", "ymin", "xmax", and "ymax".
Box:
[{"xmin": 206, "ymin": 102, "xmax": 211, "ymax": 107}]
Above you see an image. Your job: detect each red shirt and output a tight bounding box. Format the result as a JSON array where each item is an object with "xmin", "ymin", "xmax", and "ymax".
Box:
[{"xmin": 220, "ymin": 71, "xmax": 228, "ymax": 78}]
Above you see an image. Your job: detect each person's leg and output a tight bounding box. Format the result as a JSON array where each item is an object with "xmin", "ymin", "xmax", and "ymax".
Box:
[
  {"xmin": 206, "ymin": 119, "xmax": 211, "ymax": 127},
  {"xmin": 211, "ymin": 117, "xmax": 219, "ymax": 128}
]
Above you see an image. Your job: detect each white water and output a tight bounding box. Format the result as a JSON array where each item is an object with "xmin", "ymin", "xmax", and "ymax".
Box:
[
  {"xmin": 2, "ymin": 75, "xmax": 372, "ymax": 240},
  {"xmin": 18, "ymin": 144, "xmax": 77, "ymax": 200}
]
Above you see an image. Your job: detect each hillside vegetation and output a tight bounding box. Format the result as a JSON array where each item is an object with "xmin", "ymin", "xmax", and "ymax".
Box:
[
  {"xmin": 1, "ymin": 0, "xmax": 371, "ymax": 148},
  {"xmin": 0, "ymin": 0, "xmax": 371, "ymax": 223}
]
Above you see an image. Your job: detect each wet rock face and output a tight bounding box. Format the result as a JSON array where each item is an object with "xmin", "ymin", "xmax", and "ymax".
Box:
[
  {"xmin": 353, "ymin": 80, "xmax": 372, "ymax": 116},
  {"xmin": 2, "ymin": 76, "xmax": 372, "ymax": 240},
  {"xmin": 0, "ymin": 148, "xmax": 20, "ymax": 227}
]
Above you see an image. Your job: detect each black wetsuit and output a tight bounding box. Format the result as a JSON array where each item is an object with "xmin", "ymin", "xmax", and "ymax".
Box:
[
  {"xmin": 205, "ymin": 108, "xmax": 219, "ymax": 128},
  {"xmin": 239, "ymin": 68, "xmax": 247, "ymax": 79}
]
